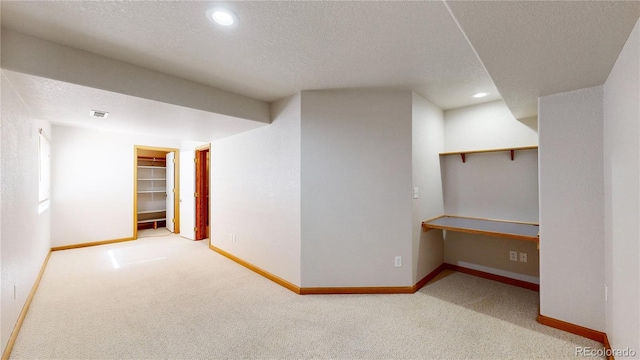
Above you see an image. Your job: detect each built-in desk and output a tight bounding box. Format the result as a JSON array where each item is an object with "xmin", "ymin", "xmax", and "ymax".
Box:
[{"xmin": 422, "ymin": 215, "xmax": 539, "ymax": 243}]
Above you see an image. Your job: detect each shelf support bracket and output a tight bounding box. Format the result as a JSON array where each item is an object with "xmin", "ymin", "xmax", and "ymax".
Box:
[
  {"xmin": 460, "ymin": 153, "xmax": 466, "ymax": 163},
  {"xmin": 510, "ymin": 149, "xmax": 515, "ymax": 161}
]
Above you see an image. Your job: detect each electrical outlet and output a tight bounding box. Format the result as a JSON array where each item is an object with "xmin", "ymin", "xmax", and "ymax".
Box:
[
  {"xmin": 413, "ymin": 187, "xmax": 419, "ymax": 199},
  {"xmin": 605, "ymin": 284, "xmax": 608, "ymax": 302},
  {"xmin": 509, "ymin": 251, "xmax": 518, "ymax": 262},
  {"xmin": 394, "ymin": 256, "xmax": 402, "ymax": 268},
  {"xmin": 519, "ymin": 252, "xmax": 527, "ymax": 263},
  {"xmin": 230, "ymin": 233, "xmax": 237, "ymax": 243}
]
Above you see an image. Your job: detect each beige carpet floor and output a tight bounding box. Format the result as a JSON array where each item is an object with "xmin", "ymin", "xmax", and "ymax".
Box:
[
  {"xmin": 137, "ymin": 227, "xmax": 172, "ymax": 238},
  {"xmin": 11, "ymin": 234, "xmax": 603, "ymax": 359}
]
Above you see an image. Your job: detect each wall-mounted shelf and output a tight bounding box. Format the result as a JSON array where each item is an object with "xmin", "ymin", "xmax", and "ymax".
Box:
[
  {"xmin": 440, "ymin": 146, "xmax": 538, "ymax": 163},
  {"xmin": 422, "ymin": 215, "xmax": 539, "ymax": 244}
]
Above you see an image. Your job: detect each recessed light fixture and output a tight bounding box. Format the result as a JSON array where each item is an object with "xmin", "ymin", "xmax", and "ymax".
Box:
[
  {"xmin": 473, "ymin": 92, "xmax": 488, "ymax": 98},
  {"xmin": 207, "ymin": 7, "xmax": 238, "ymax": 26},
  {"xmin": 90, "ymin": 110, "xmax": 109, "ymax": 118}
]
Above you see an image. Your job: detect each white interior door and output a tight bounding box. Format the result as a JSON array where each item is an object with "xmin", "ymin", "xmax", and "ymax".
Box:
[
  {"xmin": 165, "ymin": 152, "xmax": 175, "ymax": 233},
  {"xmin": 179, "ymin": 150, "xmax": 196, "ymax": 240}
]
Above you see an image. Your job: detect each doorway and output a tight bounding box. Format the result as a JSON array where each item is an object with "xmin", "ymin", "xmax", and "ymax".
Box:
[
  {"xmin": 195, "ymin": 145, "xmax": 210, "ymax": 240},
  {"xmin": 134, "ymin": 146, "xmax": 180, "ymax": 239}
]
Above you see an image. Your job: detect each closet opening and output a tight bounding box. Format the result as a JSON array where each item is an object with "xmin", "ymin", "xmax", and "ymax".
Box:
[
  {"xmin": 194, "ymin": 145, "xmax": 210, "ymax": 240},
  {"xmin": 134, "ymin": 146, "xmax": 180, "ymax": 239}
]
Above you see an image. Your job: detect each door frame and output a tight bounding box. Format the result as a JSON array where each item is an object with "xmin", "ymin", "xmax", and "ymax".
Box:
[
  {"xmin": 133, "ymin": 145, "xmax": 180, "ymax": 239},
  {"xmin": 195, "ymin": 144, "xmax": 211, "ymax": 240}
]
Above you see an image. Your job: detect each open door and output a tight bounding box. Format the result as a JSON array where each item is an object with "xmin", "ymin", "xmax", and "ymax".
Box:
[
  {"xmin": 166, "ymin": 152, "xmax": 175, "ymax": 233},
  {"xmin": 179, "ymin": 150, "xmax": 196, "ymax": 240},
  {"xmin": 195, "ymin": 147, "xmax": 210, "ymax": 240}
]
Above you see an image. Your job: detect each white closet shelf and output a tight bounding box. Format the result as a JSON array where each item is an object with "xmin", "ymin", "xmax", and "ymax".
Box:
[
  {"xmin": 137, "ymin": 218, "xmax": 166, "ymax": 224},
  {"xmin": 137, "ymin": 209, "xmax": 167, "ymax": 214},
  {"xmin": 137, "ymin": 154, "xmax": 169, "ymax": 231}
]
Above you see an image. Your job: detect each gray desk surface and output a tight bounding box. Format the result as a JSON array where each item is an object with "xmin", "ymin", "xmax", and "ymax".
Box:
[{"xmin": 424, "ymin": 216, "xmax": 539, "ymax": 240}]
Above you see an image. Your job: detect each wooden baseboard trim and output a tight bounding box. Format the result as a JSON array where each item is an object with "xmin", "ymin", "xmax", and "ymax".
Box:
[
  {"xmin": 51, "ymin": 237, "xmax": 135, "ymax": 251},
  {"xmin": 537, "ymin": 313, "xmax": 605, "ymax": 343},
  {"xmin": 299, "ymin": 262, "xmax": 449, "ymax": 295},
  {"xmin": 1, "ymin": 250, "xmax": 52, "ymax": 360},
  {"xmin": 300, "ymin": 286, "xmax": 415, "ymax": 295},
  {"xmin": 444, "ymin": 263, "xmax": 539, "ymax": 291},
  {"xmin": 208, "ymin": 246, "xmax": 448, "ymax": 295},
  {"xmin": 603, "ymin": 333, "xmax": 615, "ymax": 360},
  {"xmin": 208, "ymin": 245, "xmax": 301, "ymax": 294},
  {"xmin": 413, "ymin": 263, "xmax": 446, "ymax": 292},
  {"xmin": 289, "ymin": 263, "xmax": 447, "ymax": 295}
]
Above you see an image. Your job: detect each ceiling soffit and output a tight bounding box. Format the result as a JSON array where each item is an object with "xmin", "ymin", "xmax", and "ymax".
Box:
[{"xmin": 447, "ymin": 1, "xmax": 640, "ymax": 119}]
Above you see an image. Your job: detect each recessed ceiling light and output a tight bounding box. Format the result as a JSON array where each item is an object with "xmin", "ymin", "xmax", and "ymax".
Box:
[
  {"xmin": 473, "ymin": 92, "xmax": 488, "ymax": 98},
  {"xmin": 207, "ymin": 7, "xmax": 238, "ymax": 26},
  {"xmin": 90, "ymin": 110, "xmax": 109, "ymax": 118}
]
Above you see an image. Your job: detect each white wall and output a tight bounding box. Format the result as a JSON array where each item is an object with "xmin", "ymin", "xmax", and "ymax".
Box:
[
  {"xmin": 1, "ymin": 71, "xmax": 51, "ymax": 355},
  {"xmin": 441, "ymin": 150, "xmax": 539, "ymax": 222},
  {"xmin": 300, "ymin": 90, "xmax": 413, "ymax": 287},
  {"xmin": 538, "ymin": 86, "xmax": 605, "ymax": 332},
  {"xmin": 411, "ymin": 93, "xmax": 445, "ymax": 284},
  {"xmin": 210, "ymin": 94, "xmax": 301, "ymax": 286},
  {"xmin": 442, "ymin": 100, "xmax": 539, "ymax": 281},
  {"xmin": 1, "ymin": 17, "xmax": 3, "ymax": 345},
  {"xmin": 604, "ymin": 19, "xmax": 640, "ymax": 354},
  {"xmin": 444, "ymin": 100, "xmax": 538, "ymax": 152},
  {"xmin": 51, "ymin": 126, "xmax": 181, "ymax": 247}
]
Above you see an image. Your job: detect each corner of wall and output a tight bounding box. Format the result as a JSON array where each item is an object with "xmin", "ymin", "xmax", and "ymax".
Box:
[
  {"xmin": 603, "ymin": 16, "xmax": 640, "ymax": 354},
  {"xmin": 210, "ymin": 93, "xmax": 302, "ymax": 287},
  {"xmin": 538, "ymin": 85, "xmax": 605, "ymax": 332},
  {"xmin": 1, "ymin": 71, "xmax": 52, "ymax": 355},
  {"xmin": 411, "ymin": 93, "xmax": 445, "ymax": 285}
]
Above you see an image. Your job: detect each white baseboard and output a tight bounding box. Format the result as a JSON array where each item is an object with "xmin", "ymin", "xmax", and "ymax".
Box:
[{"xmin": 455, "ymin": 261, "xmax": 540, "ymax": 284}]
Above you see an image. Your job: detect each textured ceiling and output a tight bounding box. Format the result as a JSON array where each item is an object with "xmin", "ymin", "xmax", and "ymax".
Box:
[
  {"xmin": 2, "ymin": 1, "xmax": 638, "ymax": 139},
  {"xmin": 447, "ymin": 1, "xmax": 640, "ymax": 120},
  {"xmin": 1, "ymin": 1, "xmax": 499, "ymax": 110},
  {"xmin": 2, "ymin": 70, "xmax": 266, "ymax": 142}
]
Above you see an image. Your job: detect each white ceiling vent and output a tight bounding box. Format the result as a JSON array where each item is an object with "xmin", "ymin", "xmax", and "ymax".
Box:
[{"xmin": 90, "ymin": 110, "xmax": 109, "ymax": 118}]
